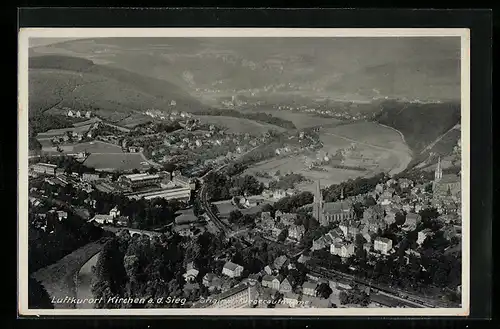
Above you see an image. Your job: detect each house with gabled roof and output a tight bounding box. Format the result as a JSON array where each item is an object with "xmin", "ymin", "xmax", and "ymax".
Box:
[
  {"xmin": 222, "ymin": 261, "xmax": 244, "ymax": 278},
  {"xmin": 279, "ymin": 277, "xmax": 293, "ymax": 293}
]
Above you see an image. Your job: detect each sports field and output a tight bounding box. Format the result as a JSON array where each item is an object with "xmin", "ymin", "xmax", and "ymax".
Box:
[{"xmin": 83, "ymin": 153, "xmax": 151, "ymax": 172}]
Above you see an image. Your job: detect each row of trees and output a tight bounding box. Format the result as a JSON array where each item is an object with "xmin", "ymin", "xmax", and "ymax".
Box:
[
  {"xmin": 322, "ymin": 173, "xmax": 387, "ymax": 203},
  {"xmin": 91, "ymin": 230, "xmax": 232, "ymax": 309},
  {"xmin": 31, "ymin": 178, "xmax": 184, "ymax": 230},
  {"xmin": 268, "ymin": 173, "xmax": 307, "ymax": 190},
  {"xmin": 28, "ymin": 208, "xmax": 105, "ymax": 273},
  {"xmin": 273, "ymin": 191, "xmax": 314, "ymax": 213},
  {"xmin": 196, "ymin": 108, "xmax": 297, "ymax": 130},
  {"xmin": 204, "ymin": 171, "xmax": 264, "ymax": 201}
]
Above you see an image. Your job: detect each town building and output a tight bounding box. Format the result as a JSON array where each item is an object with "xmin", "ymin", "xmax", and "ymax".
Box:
[
  {"xmin": 399, "ymin": 178, "xmax": 414, "ymax": 189},
  {"xmin": 119, "ymin": 171, "xmax": 191, "ymax": 202},
  {"xmin": 433, "ymin": 157, "xmax": 461, "ymax": 198},
  {"xmin": 321, "ymin": 201, "xmax": 355, "ymax": 226},
  {"xmin": 56, "ymin": 211, "xmax": 68, "ymax": 221},
  {"xmin": 277, "ymin": 212, "xmax": 297, "ymax": 226},
  {"xmin": 183, "ymin": 262, "xmax": 199, "ymax": 282},
  {"xmin": 330, "ymin": 242, "xmax": 355, "ymax": 258},
  {"xmin": 339, "ymin": 220, "xmax": 361, "ymax": 239},
  {"xmin": 118, "ymin": 172, "xmax": 168, "ymax": 189},
  {"xmin": 262, "ymin": 275, "xmax": 280, "ymax": 290},
  {"xmin": 89, "ymin": 214, "xmax": 113, "ymax": 225},
  {"xmin": 30, "ymin": 163, "xmax": 57, "ymax": 176},
  {"xmin": 109, "ymin": 206, "xmax": 120, "ymax": 219},
  {"xmin": 82, "ymin": 173, "xmax": 100, "ymax": 181},
  {"xmin": 302, "ymin": 281, "xmax": 317, "ymax": 297},
  {"xmin": 279, "ymin": 278, "xmax": 293, "ymax": 293},
  {"xmin": 403, "ymin": 212, "xmax": 421, "ymax": 231},
  {"xmin": 373, "ymin": 237, "xmax": 393, "ymax": 255},
  {"xmin": 288, "ymin": 224, "xmax": 305, "ymax": 241},
  {"xmin": 311, "ymin": 228, "xmax": 343, "ymax": 251},
  {"xmin": 222, "ymin": 261, "xmax": 244, "ymax": 278},
  {"xmin": 273, "ymin": 255, "xmax": 289, "ymax": 270}
]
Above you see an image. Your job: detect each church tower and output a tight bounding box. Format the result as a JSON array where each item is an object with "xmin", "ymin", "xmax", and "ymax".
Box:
[
  {"xmin": 435, "ymin": 156, "xmax": 443, "ymax": 182},
  {"xmin": 433, "ymin": 156, "xmax": 443, "ymax": 192},
  {"xmin": 313, "ymin": 180, "xmax": 324, "ymax": 224},
  {"xmin": 340, "ymin": 186, "xmax": 345, "ymax": 200}
]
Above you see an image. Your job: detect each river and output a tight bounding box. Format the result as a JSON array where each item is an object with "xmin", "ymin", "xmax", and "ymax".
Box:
[{"xmin": 75, "ymin": 251, "xmax": 101, "ymax": 309}]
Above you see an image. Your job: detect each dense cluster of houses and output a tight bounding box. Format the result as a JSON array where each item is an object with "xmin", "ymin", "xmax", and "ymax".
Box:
[
  {"xmin": 257, "ymin": 210, "xmax": 306, "ymax": 242},
  {"xmin": 307, "ymin": 165, "xmax": 462, "ymax": 261}
]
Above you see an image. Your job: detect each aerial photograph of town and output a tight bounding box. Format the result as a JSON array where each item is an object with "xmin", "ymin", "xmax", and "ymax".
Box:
[{"xmin": 22, "ymin": 34, "xmax": 465, "ymax": 313}]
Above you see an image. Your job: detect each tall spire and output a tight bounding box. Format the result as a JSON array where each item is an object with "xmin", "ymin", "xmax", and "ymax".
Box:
[
  {"xmin": 314, "ymin": 180, "xmax": 323, "ymax": 224},
  {"xmin": 340, "ymin": 186, "xmax": 344, "ymax": 200},
  {"xmin": 435, "ymin": 156, "xmax": 442, "ymax": 182}
]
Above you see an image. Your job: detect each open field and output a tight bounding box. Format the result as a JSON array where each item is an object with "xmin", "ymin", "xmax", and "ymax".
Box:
[
  {"xmin": 245, "ymin": 156, "xmax": 366, "ymax": 193},
  {"xmin": 31, "ymin": 241, "xmax": 105, "ymax": 309},
  {"xmin": 195, "ymin": 115, "xmax": 286, "ymax": 134},
  {"xmin": 83, "ymin": 152, "xmax": 151, "ymax": 172},
  {"xmin": 72, "ymin": 141, "xmax": 123, "ymax": 153},
  {"xmin": 40, "ymin": 141, "xmax": 123, "ymax": 155},
  {"xmin": 116, "ymin": 113, "xmax": 153, "ymax": 128},
  {"xmin": 245, "ymin": 122, "xmax": 412, "ymax": 190},
  {"xmin": 319, "ymin": 122, "xmax": 413, "ymax": 176},
  {"xmin": 323, "ymin": 121, "xmax": 408, "ymax": 149},
  {"xmin": 36, "ymin": 124, "xmax": 92, "ymax": 139}
]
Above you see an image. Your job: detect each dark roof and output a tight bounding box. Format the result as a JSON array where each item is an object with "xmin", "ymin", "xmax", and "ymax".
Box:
[
  {"xmin": 224, "ymin": 261, "xmax": 242, "ymax": 271},
  {"xmin": 323, "ymin": 201, "xmax": 352, "ymax": 214},
  {"xmin": 302, "ymin": 281, "xmax": 317, "ymax": 290},
  {"xmin": 439, "ymin": 174, "xmax": 461, "ymax": 184},
  {"xmin": 262, "ymin": 275, "xmax": 276, "ymax": 282}
]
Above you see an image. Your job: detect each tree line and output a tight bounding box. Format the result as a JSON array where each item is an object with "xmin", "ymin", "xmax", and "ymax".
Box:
[
  {"xmin": 196, "ymin": 108, "xmax": 297, "ymax": 130},
  {"xmin": 203, "ymin": 171, "xmax": 264, "ymax": 202}
]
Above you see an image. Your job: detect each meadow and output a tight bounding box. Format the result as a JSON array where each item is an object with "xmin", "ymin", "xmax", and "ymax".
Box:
[
  {"xmin": 83, "ymin": 153, "xmax": 151, "ymax": 172},
  {"xmin": 245, "ymin": 121, "xmax": 413, "ymax": 190},
  {"xmin": 117, "ymin": 113, "xmax": 153, "ymax": 128}
]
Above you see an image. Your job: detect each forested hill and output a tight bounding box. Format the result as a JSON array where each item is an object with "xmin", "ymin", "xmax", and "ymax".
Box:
[
  {"xmin": 28, "ymin": 55, "xmax": 205, "ymax": 118},
  {"xmin": 373, "ymin": 100, "xmax": 461, "ymax": 166}
]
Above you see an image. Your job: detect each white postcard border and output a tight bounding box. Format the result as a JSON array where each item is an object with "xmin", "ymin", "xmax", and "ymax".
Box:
[{"xmin": 18, "ymin": 28, "xmax": 470, "ymax": 317}]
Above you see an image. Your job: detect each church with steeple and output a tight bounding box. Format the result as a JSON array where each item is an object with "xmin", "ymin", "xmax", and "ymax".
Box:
[
  {"xmin": 432, "ymin": 156, "xmax": 461, "ymax": 199},
  {"xmin": 313, "ymin": 180, "xmax": 355, "ymax": 226}
]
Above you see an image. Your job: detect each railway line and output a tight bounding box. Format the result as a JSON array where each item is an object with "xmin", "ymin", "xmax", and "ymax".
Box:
[{"xmin": 308, "ymin": 264, "xmax": 443, "ymax": 308}]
